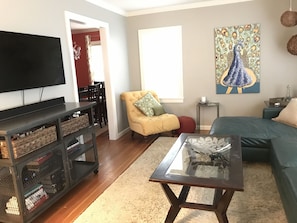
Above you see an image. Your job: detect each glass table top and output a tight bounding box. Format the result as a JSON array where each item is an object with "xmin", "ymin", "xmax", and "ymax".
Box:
[
  {"xmin": 166, "ymin": 135, "xmax": 231, "ymax": 180},
  {"xmin": 150, "ymin": 133, "xmax": 243, "ymax": 191}
]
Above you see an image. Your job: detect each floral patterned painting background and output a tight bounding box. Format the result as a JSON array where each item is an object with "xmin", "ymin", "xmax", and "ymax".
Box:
[{"xmin": 214, "ymin": 24, "xmax": 260, "ymax": 94}]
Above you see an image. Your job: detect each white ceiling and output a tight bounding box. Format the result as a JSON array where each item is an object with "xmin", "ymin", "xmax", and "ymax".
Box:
[
  {"xmin": 71, "ymin": 0, "xmax": 252, "ymax": 30},
  {"xmin": 86, "ymin": 0, "xmax": 253, "ymax": 16},
  {"xmin": 102, "ymin": 0, "xmax": 213, "ymax": 11}
]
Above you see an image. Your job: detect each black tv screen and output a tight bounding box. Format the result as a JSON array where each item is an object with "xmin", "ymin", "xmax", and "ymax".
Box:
[{"xmin": 0, "ymin": 30, "xmax": 65, "ymax": 93}]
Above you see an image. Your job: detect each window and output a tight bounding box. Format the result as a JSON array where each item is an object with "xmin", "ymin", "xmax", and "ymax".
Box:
[
  {"xmin": 138, "ymin": 26, "xmax": 183, "ymax": 103},
  {"xmin": 87, "ymin": 40, "xmax": 105, "ymax": 82},
  {"xmin": 90, "ymin": 44, "xmax": 105, "ymax": 82}
]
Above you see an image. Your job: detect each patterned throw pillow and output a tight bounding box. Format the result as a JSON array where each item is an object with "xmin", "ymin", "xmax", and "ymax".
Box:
[
  {"xmin": 152, "ymin": 104, "xmax": 166, "ymax": 116},
  {"xmin": 134, "ymin": 92, "xmax": 162, "ymax": 116}
]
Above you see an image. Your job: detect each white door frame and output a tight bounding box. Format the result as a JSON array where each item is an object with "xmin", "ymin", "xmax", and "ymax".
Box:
[{"xmin": 64, "ymin": 11, "xmax": 118, "ymax": 140}]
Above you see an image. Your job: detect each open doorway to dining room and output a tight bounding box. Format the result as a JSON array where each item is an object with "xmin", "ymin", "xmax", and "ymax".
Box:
[
  {"xmin": 64, "ymin": 11, "xmax": 117, "ymax": 139},
  {"xmin": 71, "ymin": 22, "xmax": 108, "ymax": 130}
]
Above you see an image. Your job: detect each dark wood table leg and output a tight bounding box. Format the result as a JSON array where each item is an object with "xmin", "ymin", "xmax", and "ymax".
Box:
[
  {"xmin": 161, "ymin": 184, "xmax": 190, "ymax": 223},
  {"xmin": 213, "ymin": 189, "xmax": 235, "ymax": 223},
  {"xmin": 160, "ymin": 185, "xmax": 235, "ymax": 223}
]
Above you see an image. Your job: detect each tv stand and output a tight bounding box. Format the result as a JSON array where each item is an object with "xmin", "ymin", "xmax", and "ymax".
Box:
[
  {"xmin": 0, "ymin": 97, "xmax": 65, "ymax": 121},
  {"xmin": 0, "ymin": 99, "xmax": 99, "ymax": 223}
]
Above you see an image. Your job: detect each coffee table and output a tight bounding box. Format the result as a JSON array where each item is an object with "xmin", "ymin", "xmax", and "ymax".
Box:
[{"xmin": 149, "ymin": 133, "xmax": 243, "ymax": 223}]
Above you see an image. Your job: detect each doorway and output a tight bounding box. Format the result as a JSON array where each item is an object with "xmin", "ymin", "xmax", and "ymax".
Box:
[
  {"xmin": 71, "ymin": 24, "xmax": 108, "ymax": 130},
  {"xmin": 64, "ymin": 11, "xmax": 118, "ymax": 140}
]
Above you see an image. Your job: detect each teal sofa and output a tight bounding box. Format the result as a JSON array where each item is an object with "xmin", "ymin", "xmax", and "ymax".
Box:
[{"xmin": 209, "ymin": 107, "xmax": 297, "ymax": 223}]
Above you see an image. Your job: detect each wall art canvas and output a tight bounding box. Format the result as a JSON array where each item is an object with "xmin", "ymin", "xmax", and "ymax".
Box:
[{"xmin": 214, "ymin": 23, "xmax": 260, "ymax": 94}]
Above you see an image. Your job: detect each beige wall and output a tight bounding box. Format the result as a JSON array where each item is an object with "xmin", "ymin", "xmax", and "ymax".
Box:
[
  {"xmin": 0, "ymin": 0, "xmax": 131, "ymax": 139},
  {"xmin": 126, "ymin": 0, "xmax": 297, "ymax": 128},
  {"xmin": 1, "ymin": 0, "xmax": 297, "ymax": 137}
]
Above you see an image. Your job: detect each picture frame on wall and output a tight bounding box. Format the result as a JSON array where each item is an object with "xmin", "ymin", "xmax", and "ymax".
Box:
[{"xmin": 214, "ymin": 23, "xmax": 261, "ymax": 94}]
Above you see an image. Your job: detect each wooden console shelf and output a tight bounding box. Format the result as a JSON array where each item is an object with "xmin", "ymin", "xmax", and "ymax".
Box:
[{"xmin": 0, "ymin": 98, "xmax": 99, "ymax": 223}]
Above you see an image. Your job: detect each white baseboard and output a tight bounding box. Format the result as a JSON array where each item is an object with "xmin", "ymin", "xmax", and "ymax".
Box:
[
  {"xmin": 116, "ymin": 127, "xmax": 130, "ymax": 140},
  {"xmin": 118, "ymin": 126, "xmax": 211, "ymax": 139},
  {"xmin": 197, "ymin": 125, "xmax": 211, "ymax": 131}
]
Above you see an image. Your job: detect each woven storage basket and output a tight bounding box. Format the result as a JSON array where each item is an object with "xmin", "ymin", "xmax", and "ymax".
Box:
[
  {"xmin": 0, "ymin": 126, "xmax": 57, "ymax": 159},
  {"xmin": 61, "ymin": 113, "xmax": 89, "ymax": 136}
]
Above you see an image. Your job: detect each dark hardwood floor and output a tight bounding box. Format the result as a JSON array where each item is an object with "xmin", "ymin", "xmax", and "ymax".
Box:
[
  {"xmin": 33, "ymin": 129, "xmax": 207, "ymax": 222},
  {"xmin": 33, "ymin": 130, "xmax": 158, "ymax": 223}
]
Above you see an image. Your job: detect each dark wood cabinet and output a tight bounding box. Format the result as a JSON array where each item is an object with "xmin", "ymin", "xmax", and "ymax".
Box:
[{"xmin": 0, "ymin": 98, "xmax": 99, "ymax": 223}]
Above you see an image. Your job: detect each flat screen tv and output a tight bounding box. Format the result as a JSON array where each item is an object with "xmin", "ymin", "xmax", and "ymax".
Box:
[{"xmin": 0, "ymin": 30, "xmax": 65, "ymax": 93}]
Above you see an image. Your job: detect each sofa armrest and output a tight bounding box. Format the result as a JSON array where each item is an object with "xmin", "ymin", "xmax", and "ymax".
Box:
[{"xmin": 262, "ymin": 107, "xmax": 283, "ymax": 119}]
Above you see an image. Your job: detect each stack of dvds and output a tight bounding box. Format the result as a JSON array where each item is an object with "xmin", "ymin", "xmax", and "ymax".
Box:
[{"xmin": 24, "ymin": 184, "xmax": 48, "ymax": 212}]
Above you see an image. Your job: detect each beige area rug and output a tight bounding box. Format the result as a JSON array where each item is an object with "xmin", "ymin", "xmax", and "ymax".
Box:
[{"xmin": 74, "ymin": 137, "xmax": 286, "ymax": 223}]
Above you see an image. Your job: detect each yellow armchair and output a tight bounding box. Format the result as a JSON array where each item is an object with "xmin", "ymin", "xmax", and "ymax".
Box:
[{"xmin": 120, "ymin": 90, "xmax": 180, "ymax": 137}]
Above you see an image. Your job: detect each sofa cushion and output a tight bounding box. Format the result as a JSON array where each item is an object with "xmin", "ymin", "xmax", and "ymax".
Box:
[
  {"xmin": 273, "ymin": 98, "xmax": 297, "ymax": 127},
  {"xmin": 262, "ymin": 107, "xmax": 283, "ymax": 119},
  {"xmin": 285, "ymin": 169, "xmax": 297, "ymax": 192},
  {"xmin": 210, "ymin": 116, "xmax": 297, "ymax": 148},
  {"xmin": 271, "ymin": 137, "xmax": 297, "ymax": 168},
  {"xmin": 280, "ymin": 167, "xmax": 297, "ymax": 223},
  {"xmin": 134, "ymin": 92, "xmax": 161, "ymax": 116},
  {"xmin": 241, "ymin": 146, "xmax": 270, "ymax": 162}
]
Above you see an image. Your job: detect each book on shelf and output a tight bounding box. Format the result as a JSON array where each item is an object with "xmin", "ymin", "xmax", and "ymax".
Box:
[
  {"xmin": 25, "ymin": 184, "xmax": 49, "ymax": 212},
  {"xmin": 25, "ymin": 188, "xmax": 48, "ymax": 212},
  {"xmin": 27, "ymin": 152, "xmax": 53, "ymax": 166},
  {"xmin": 67, "ymin": 138, "xmax": 80, "ymax": 154},
  {"xmin": 28, "ymin": 193, "xmax": 48, "ymax": 212},
  {"xmin": 6, "ymin": 185, "xmax": 49, "ymax": 215},
  {"xmin": 67, "ymin": 138, "xmax": 79, "ymax": 150},
  {"xmin": 24, "ymin": 184, "xmax": 43, "ymax": 198},
  {"xmin": 26, "ymin": 152, "xmax": 55, "ymax": 172},
  {"xmin": 27, "ymin": 162, "xmax": 51, "ymax": 172}
]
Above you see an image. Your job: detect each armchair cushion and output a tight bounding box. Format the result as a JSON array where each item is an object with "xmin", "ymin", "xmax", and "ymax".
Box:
[
  {"xmin": 121, "ymin": 90, "xmax": 180, "ymax": 136},
  {"xmin": 152, "ymin": 104, "xmax": 166, "ymax": 116},
  {"xmin": 134, "ymin": 92, "xmax": 161, "ymax": 116}
]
